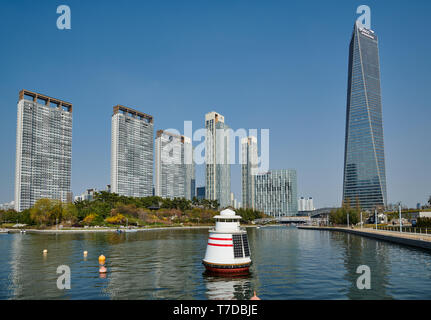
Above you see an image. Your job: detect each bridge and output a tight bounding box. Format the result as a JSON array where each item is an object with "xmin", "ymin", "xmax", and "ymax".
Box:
[
  {"xmin": 254, "ymin": 216, "xmax": 311, "ymax": 224},
  {"xmin": 254, "ymin": 209, "xmax": 336, "ymax": 225}
]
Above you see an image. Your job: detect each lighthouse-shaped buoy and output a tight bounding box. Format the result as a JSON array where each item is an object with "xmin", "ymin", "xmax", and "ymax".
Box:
[{"xmin": 203, "ymin": 208, "xmax": 251, "ymax": 274}]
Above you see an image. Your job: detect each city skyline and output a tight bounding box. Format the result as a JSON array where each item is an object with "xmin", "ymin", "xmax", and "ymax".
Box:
[{"xmin": 0, "ymin": 1, "xmax": 430, "ymax": 208}]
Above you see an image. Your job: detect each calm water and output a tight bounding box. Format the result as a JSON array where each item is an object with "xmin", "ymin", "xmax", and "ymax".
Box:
[{"xmin": 1, "ymin": 226, "xmax": 431, "ymax": 300}]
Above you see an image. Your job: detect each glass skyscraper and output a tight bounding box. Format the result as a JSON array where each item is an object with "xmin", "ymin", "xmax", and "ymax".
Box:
[
  {"xmin": 343, "ymin": 22, "xmax": 387, "ymax": 211},
  {"xmin": 254, "ymin": 170, "xmax": 298, "ymax": 217}
]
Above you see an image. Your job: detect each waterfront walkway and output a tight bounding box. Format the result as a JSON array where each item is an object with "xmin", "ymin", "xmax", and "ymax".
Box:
[{"xmin": 298, "ymin": 226, "xmax": 431, "ymax": 251}]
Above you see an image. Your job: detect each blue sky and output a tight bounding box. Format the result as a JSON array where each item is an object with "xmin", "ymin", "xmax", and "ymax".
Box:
[{"xmin": 0, "ymin": 0, "xmax": 429, "ymax": 208}]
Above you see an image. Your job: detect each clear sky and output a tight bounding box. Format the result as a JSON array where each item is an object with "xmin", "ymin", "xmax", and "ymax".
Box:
[{"xmin": 0, "ymin": 0, "xmax": 430, "ymax": 208}]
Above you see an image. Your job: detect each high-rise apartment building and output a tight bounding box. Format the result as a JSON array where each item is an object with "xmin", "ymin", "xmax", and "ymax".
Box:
[
  {"xmin": 298, "ymin": 197, "xmax": 314, "ymax": 211},
  {"xmin": 155, "ymin": 130, "xmax": 195, "ymax": 200},
  {"xmin": 241, "ymin": 136, "xmax": 258, "ymax": 209},
  {"xmin": 205, "ymin": 111, "xmax": 230, "ymax": 208},
  {"xmin": 343, "ymin": 22, "xmax": 387, "ymax": 211},
  {"xmin": 15, "ymin": 90, "xmax": 72, "ymax": 212},
  {"xmin": 254, "ymin": 170, "xmax": 298, "ymax": 217},
  {"xmin": 155, "ymin": 130, "xmax": 184, "ymax": 199},
  {"xmin": 183, "ymin": 136, "xmax": 195, "ymax": 200},
  {"xmin": 111, "ymin": 105, "xmax": 153, "ymax": 197}
]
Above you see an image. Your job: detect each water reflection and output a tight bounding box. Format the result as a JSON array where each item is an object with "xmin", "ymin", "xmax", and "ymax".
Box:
[
  {"xmin": 335, "ymin": 232, "xmax": 392, "ymax": 299},
  {"xmin": 1, "ymin": 228, "xmax": 431, "ymax": 299},
  {"xmin": 203, "ymin": 273, "xmax": 252, "ymax": 300}
]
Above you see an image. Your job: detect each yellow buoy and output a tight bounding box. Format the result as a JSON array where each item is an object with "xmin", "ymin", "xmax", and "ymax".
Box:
[
  {"xmin": 98, "ymin": 254, "xmax": 106, "ymax": 264},
  {"xmin": 43, "ymin": 249, "xmax": 48, "ymax": 254},
  {"xmin": 83, "ymin": 251, "xmax": 88, "ymax": 256}
]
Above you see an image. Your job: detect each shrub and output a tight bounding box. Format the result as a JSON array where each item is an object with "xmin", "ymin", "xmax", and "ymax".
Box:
[
  {"xmin": 105, "ymin": 214, "xmax": 126, "ymax": 225},
  {"xmin": 417, "ymin": 217, "xmax": 431, "ymax": 228},
  {"xmin": 83, "ymin": 213, "xmax": 97, "ymax": 225}
]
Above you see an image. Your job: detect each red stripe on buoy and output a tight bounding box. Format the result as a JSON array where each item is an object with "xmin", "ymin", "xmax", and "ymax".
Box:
[
  {"xmin": 209, "ymin": 237, "xmax": 232, "ymax": 241},
  {"xmin": 208, "ymin": 243, "xmax": 233, "ymax": 247}
]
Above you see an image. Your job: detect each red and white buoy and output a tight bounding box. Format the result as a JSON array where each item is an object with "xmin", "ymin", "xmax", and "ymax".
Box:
[{"xmin": 203, "ymin": 208, "xmax": 252, "ymax": 274}]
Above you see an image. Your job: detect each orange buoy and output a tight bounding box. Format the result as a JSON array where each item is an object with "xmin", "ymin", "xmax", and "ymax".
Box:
[
  {"xmin": 250, "ymin": 291, "xmax": 261, "ymax": 300},
  {"xmin": 99, "ymin": 266, "xmax": 107, "ymax": 273},
  {"xmin": 98, "ymin": 255, "xmax": 105, "ymax": 265}
]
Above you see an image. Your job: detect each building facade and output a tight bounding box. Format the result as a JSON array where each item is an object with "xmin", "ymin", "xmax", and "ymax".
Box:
[
  {"xmin": 74, "ymin": 188, "xmax": 98, "ymax": 202},
  {"xmin": 298, "ymin": 197, "xmax": 314, "ymax": 211},
  {"xmin": 205, "ymin": 111, "xmax": 231, "ymax": 208},
  {"xmin": 254, "ymin": 170, "xmax": 298, "ymax": 217},
  {"xmin": 15, "ymin": 90, "xmax": 72, "ymax": 212},
  {"xmin": 343, "ymin": 22, "xmax": 387, "ymax": 211},
  {"xmin": 184, "ymin": 137, "xmax": 195, "ymax": 201},
  {"xmin": 0, "ymin": 201, "xmax": 15, "ymax": 211},
  {"xmin": 111, "ymin": 105, "xmax": 153, "ymax": 197},
  {"xmin": 241, "ymin": 136, "xmax": 258, "ymax": 209},
  {"xmin": 197, "ymin": 187, "xmax": 206, "ymax": 201},
  {"xmin": 155, "ymin": 130, "xmax": 184, "ymax": 199},
  {"xmin": 155, "ymin": 131, "xmax": 195, "ymax": 200}
]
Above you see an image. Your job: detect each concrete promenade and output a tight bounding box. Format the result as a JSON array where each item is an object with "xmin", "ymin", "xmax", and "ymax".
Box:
[{"xmin": 298, "ymin": 225, "xmax": 431, "ymax": 251}]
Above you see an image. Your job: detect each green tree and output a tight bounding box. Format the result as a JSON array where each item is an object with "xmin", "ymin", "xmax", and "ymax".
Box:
[
  {"xmin": 30, "ymin": 199, "xmax": 62, "ymax": 226},
  {"xmin": 329, "ymin": 203, "xmax": 360, "ymax": 226},
  {"xmin": 192, "ymin": 197, "xmax": 199, "ymax": 206},
  {"xmin": 236, "ymin": 208, "xmax": 265, "ymax": 223},
  {"xmin": 62, "ymin": 202, "xmax": 78, "ymax": 224},
  {"xmin": 417, "ymin": 217, "xmax": 431, "ymax": 228},
  {"xmin": 211, "ymin": 200, "xmax": 220, "ymax": 210}
]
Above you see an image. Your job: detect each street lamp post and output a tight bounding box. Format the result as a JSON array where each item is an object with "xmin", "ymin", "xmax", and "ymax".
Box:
[
  {"xmin": 399, "ymin": 203, "xmax": 402, "ymax": 233},
  {"xmin": 347, "ymin": 213, "xmax": 349, "ymax": 228},
  {"xmin": 375, "ymin": 209, "xmax": 377, "ymax": 230},
  {"xmin": 360, "ymin": 212, "xmax": 363, "ymax": 229}
]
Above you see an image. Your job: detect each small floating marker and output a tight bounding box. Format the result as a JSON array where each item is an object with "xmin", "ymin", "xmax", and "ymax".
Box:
[
  {"xmin": 83, "ymin": 251, "xmax": 88, "ymax": 256},
  {"xmin": 43, "ymin": 249, "xmax": 48, "ymax": 254},
  {"xmin": 99, "ymin": 266, "xmax": 107, "ymax": 273},
  {"xmin": 98, "ymin": 254, "xmax": 106, "ymax": 265},
  {"xmin": 250, "ymin": 291, "xmax": 261, "ymax": 300}
]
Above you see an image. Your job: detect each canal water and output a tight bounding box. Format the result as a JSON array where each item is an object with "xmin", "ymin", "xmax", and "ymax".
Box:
[{"xmin": 1, "ymin": 226, "xmax": 431, "ymax": 299}]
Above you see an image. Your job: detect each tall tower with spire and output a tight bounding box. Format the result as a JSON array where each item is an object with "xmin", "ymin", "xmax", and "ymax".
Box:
[{"xmin": 343, "ymin": 22, "xmax": 387, "ymax": 211}]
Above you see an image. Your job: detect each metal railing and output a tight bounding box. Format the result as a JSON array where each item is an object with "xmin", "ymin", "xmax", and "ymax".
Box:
[{"xmin": 377, "ymin": 226, "xmax": 430, "ymax": 235}]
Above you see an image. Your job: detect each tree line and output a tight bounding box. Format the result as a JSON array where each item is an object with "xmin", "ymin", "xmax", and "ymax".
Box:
[{"xmin": 0, "ymin": 191, "xmax": 265, "ymax": 228}]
